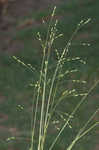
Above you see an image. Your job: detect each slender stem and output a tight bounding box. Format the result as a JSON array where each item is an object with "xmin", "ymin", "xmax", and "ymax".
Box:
[
  {"xmin": 49, "ymin": 80, "xmax": 99, "ymax": 150},
  {"xmin": 66, "ymin": 109, "xmax": 99, "ymax": 150}
]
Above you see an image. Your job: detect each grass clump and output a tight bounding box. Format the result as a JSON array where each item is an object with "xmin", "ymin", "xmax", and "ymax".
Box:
[{"xmin": 12, "ymin": 6, "xmax": 99, "ymax": 150}]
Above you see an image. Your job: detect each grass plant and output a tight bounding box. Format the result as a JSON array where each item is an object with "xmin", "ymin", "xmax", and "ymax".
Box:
[{"xmin": 11, "ymin": 6, "xmax": 99, "ymax": 150}]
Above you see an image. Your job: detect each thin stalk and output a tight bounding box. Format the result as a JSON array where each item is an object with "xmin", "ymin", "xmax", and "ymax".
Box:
[
  {"xmin": 30, "ymin": 51, "xmax": 45, "ymax": 150},
  {"xmin": 78, "ymin": 108, "xmax": 99, "ymax": 139},
  {"xmin": 49, "ymin": 80, "xmax": 99, "ymax": 150},
  {"xmin": 38, "ymin": 6, "xmax": 57, "ymax": 150},
  {"xmin": 66, "ymin": 109, "xmax": 99, "ymax": 150},
  {"xmin": 40, "ymin": 23, "xmax": 85, "ymax": 150},
  {"xmin": 38, "ymin": 62, "xmax": 47, "ymax": 150},
  {"xmin": 29, "ymin": 87, "xmax": 36, "ymax": 150},
  {"xmin": 40, "ymin": 22, "xmax": 58, "ymax": 149},
  {"xmin": 78, "ymin": 122, "xmax": 99, "ymax": 139},
  {"xmin": 45, "ymin": 23, "xmax": 81, "ymax": 133},
  {"xmin": 42, "ymin": 70, "xmax": 61, "ymax": 145},
  {"xmin": 66, "ymin": 136, "xmax": 79, "ymax": 150}
]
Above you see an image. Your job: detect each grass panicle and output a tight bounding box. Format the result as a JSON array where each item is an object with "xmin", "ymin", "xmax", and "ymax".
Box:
[{"xmin": 11, "ymin": 6, "xmax": 99, "ymax": 150}]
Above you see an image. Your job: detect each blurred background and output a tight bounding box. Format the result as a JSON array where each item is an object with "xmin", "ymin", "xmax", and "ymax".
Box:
[{"xmin": 0, "ymin": 0, "xmax": 99, "ymax": 150}]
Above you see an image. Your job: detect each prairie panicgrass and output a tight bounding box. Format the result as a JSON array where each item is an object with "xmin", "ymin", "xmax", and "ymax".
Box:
[{"xmin": 12, "ymin": 6, "xmax": 99, "ymax": 150}]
